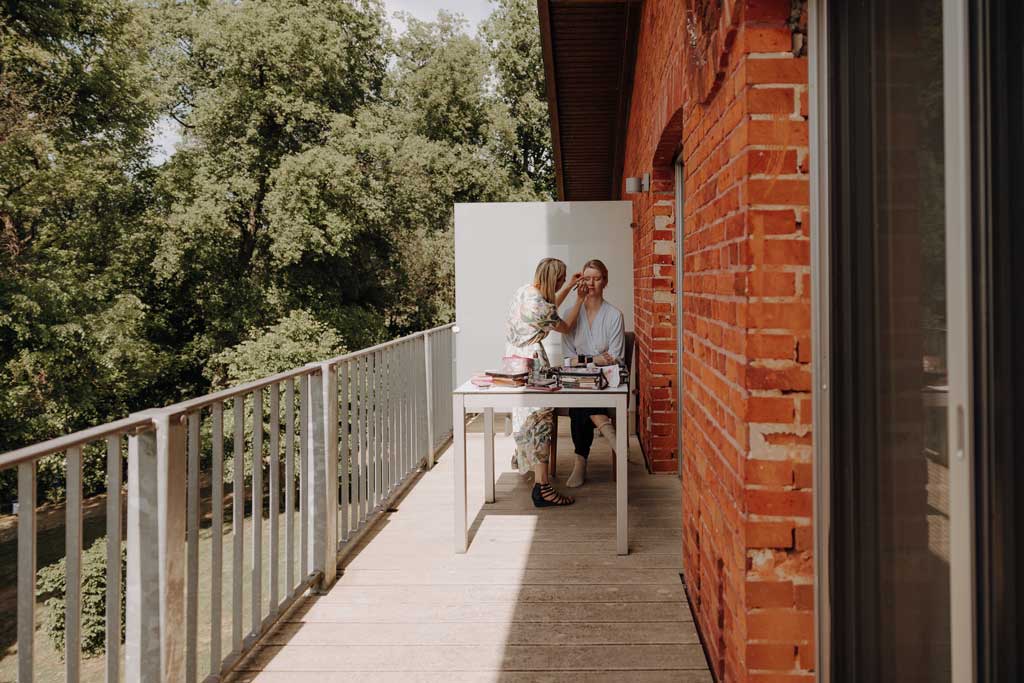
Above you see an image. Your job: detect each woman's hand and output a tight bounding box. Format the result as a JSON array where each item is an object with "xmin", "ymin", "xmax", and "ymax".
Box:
[
  {"xmin": 575, "ymin": 281, "xmax": 591, "ymax": 302},
  {"xmin": 556, "ymin": 271, "xmax": 585, "ymax": 308}
]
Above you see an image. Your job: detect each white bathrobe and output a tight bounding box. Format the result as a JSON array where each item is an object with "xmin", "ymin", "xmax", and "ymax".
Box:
[{"xmin": 561, "ymin": 301, "xmax": 625, "ymax": 365}]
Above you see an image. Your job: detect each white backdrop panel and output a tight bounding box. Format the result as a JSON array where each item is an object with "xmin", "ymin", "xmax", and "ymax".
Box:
[{"xmin": 454, "ymin": 201, "xmax": 634, "ymax": 385}]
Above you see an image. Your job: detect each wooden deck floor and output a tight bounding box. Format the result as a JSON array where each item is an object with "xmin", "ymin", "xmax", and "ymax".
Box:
[{"xmin": 230, "ymin": 418, "xmax": 712, "ymax": 682}]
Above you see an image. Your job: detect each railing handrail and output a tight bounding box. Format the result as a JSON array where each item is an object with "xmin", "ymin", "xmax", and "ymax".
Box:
[
  {"xmin": 320, "ymin": 322, "xmax": 455, "ymax": 366},
  {"xmin": 0, "ymin": 415, "xmax": 154, "ymax": 470},
  {"xmin": 160, "ymin": 323, "xmax": 456, "ymax": 418},
  {"xmin": 0, "ymin": 323, "xmax": 456, "ymax": 469}
]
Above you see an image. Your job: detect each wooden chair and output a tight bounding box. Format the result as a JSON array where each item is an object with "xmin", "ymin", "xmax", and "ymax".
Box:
[{"xmin": 549, "ymin": 331, "xmax": 635, "ymax": 478}]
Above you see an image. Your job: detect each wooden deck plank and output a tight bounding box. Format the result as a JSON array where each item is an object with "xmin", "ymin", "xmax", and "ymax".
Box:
[
  {"xmin": 332, "ymin": 568, "xmax": 682, "ymax": 585},
  {"xmin": 234, "ymin": 671, "xmax": 712, "ymax": 682},
  {"xmin": 339, "ymin": 538, "xmax": 684, "ymax": 556},
  {"xmin": 307, "ymin": 584, "xmax": 687, "ymax": 604},
  {"xmin": 343, "ymin": 552, "xmax": 685, "ymax": 570},
  {"xmin": 241, "ymin": 643, "xmax": 709, "ymax": 672},
  {"xmin": 228, "ymin": 429, "xmax": 710, "ymax": 680},
  {"xmin": 290, "ymin": 600, "xmax": 693, "ymax": 624},
  {"xmin": 262, "ymin": 620, "xmax": 699, "ymax": 646}
]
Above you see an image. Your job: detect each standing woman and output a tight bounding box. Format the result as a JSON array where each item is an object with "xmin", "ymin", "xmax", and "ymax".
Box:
[{"xmin": 505, "ymin": 258, "xmax": 588, "ymax": 507}]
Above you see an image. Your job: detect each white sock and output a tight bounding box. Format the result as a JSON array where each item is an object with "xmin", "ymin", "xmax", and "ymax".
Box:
[
  {"xmin": 598, "ymin": 423, "xmax": 617, "ymax": 454},
  {"xmin": 566, "ymin": 454, "xmax": 587, "ymax": 487}
]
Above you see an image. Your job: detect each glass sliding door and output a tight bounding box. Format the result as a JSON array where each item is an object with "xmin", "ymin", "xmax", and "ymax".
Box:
[{"xmin": 824, "ymin": 0, "xmax": 970, "ymax": 680}]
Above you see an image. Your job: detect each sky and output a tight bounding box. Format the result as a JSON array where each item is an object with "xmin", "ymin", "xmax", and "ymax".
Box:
[
  {"xmin": 151, "ymin": 0, "xmax": 496, "ymax": 164},
  {"xmin": 383, "ymin": 0, "xmax": 494, "ymax": 32}
]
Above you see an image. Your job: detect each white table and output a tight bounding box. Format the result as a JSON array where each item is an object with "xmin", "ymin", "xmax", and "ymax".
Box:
[{"xmin": 452, "ymin": 381, "xmax": 630, "ymax": 555}]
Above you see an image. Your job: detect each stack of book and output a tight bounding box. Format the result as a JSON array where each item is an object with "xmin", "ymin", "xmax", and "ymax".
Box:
[
  {"xmin": 485, "ymin": 370, "xmax": 528, "ymax": 387},
  {"xmin": 560, "ymin": 375, "xmax": 601, "ymax": 390},
  {"xmin": 557, "ymin": 367, "xmax": 606, "ymax": 390}
]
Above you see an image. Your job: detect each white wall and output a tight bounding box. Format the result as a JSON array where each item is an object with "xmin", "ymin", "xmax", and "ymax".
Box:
[{"xmin": 454, "ymin": 201, "xmax": 634, "ymax": 385}]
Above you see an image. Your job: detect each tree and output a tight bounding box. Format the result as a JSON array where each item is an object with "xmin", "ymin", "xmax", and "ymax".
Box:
[
  {"xmin": 481, "ymin": 0, "xmax": 556, "ymax": 198},
  {"xmin": 390, "ymin": 11, "xmax": 497, "ymax": 147},
  {"xmin": 0, "ymin": 0, "xmax": 170, "ymax": 469},
  {"xmin": 149, "ymin": 0, "xmax": 392, "ymax": 366}
]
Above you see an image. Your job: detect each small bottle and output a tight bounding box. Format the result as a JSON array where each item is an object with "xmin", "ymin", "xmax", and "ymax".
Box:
[{"xmin": 532, "ymin": 352, "xmax": 540, "ymax": 384}]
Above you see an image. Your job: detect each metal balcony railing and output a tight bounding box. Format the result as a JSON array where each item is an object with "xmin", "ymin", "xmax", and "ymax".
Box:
[{"xmin": 0, "ymin": 323, "xmax": 456, "ymax": 682}]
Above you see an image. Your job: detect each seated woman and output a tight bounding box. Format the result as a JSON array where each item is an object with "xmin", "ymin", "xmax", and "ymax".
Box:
[
  {"xmin": 560, "ymin": 259, "xmax": 625, "ymax": 487},
  {"xmin": 505, "ymin": 257, "xmax": 590, "ymax": 507}
]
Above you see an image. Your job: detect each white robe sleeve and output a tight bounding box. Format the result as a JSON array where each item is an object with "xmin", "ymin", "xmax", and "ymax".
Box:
[{"xmin": 606, "ymin": 310, "xmax": 626, "ymax": 365}]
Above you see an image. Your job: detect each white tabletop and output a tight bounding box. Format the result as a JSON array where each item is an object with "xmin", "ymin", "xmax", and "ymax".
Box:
[{"xmin": 454, "ymin": 380, "xmax": 628, "ymax": 395}]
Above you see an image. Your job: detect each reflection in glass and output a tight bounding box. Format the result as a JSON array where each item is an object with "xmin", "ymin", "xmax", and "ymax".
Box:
[{"xmin": 870, "ymin": 1, "xmax": 950, "ymax": 681}]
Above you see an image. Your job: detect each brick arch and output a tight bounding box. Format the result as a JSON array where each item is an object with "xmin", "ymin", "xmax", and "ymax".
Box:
[
  {"xmin": 630, "ymin": 103, "xmax": 688, "ymax": 476},
  {"xmin": 685, "ymin": 0, "xmax": 743, "ymax": 104},
  {"xmin": 652, "ymin": 105, "xmax": 685, "ymax": 171}
]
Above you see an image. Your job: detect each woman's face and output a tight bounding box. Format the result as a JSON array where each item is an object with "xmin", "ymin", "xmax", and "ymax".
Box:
[{"xmin": 582, "ymin": 267, "xmax": 606, "ymax": 298}]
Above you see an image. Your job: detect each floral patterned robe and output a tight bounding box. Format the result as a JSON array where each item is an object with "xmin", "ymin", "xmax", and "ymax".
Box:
[{"xmin": 504, "ymin": 284, "xmax": 561, "ymax": 473}]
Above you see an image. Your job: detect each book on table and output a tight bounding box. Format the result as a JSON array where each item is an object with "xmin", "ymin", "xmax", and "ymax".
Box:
[
  {"xmin": 490, "ymin": 376, "xmax": 527, "ymax": 387},
  {"xmin": 485, "ymin": 370, "xmax": 528, "ymax": 387}
]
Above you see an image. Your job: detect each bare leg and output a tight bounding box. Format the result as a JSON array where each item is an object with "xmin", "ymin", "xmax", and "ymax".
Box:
[
  {"xmin": 533, "ymin": 462, "xmax": 573, "ymax": 505},
  {"xmin": 548, "ymin": 414, "xmax": 558, "ymax": 478},
  {"xmin": 534, "ymin": 462, "xmax": 549, "ymax": 485}
]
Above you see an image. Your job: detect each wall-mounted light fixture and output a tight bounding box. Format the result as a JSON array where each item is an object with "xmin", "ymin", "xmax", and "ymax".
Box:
[{"xmin": 624, "ymin": 172, "xmax": 651, "ymax": 194}]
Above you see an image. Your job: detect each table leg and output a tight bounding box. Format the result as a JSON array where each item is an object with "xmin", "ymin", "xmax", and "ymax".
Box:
[
  {"xmin": 453, "ymin": 394, "xmax": 468, "ymax": 553},
  {"xmin": 484, "ymin": 408, "xmax": 495, "ymax": 503},
  {"xmin": 616, "ymin": 398, "xmax": 628, "ymax": 555}
]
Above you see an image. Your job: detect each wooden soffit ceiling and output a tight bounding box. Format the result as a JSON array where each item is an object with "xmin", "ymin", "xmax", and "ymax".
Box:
[{"xmin": 538, "ymin": 0, "xmax": 643, "ymax": 201}]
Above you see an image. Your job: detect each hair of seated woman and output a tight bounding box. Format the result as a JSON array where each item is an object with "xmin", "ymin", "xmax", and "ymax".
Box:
[{"xmin": 582, "ymin": 258, "xmax": 609, "ymax": 284}]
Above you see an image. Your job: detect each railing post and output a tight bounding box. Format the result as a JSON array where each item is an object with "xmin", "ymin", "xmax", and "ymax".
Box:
[
  {"xmin": 156, "ymin": 411, "xmax": 187, "ymax": 681},
  {"xmin": 126, "ymin": 410, "xmax": 185, "ymax": 682},
  {"xmin": 451, "ymin": 326, "xmax": 459, "ymax": 435},
  {"xmin": 424, "ymin": 331, "xmax": 436, "ymax": 468},
  {"xmin": 451, "ymin": 325, "xmax": 459, "ymax": 395},
  {"xmin": 320, "ymin": 362, "xmax": 338, "ymax": 585},
  {"xmin": 305, "ymin": 367, "xmax": 328, "ymax": 590},
  {"xmin": 126, "ymin": 424, "xmax": 161, "ymax": 681},
  {"xmin": 17, "ymin": 461, "xmax": 37, "ymax": 683}
]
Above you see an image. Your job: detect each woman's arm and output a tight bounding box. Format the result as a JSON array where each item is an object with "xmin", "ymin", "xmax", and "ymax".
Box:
[{"xmin": 552, "ymin": 292, "xmax": 585, "ymax": 334}]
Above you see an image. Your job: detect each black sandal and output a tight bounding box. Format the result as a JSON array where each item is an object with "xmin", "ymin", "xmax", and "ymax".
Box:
[{"xmin": 532, "ymin": 482, "xmax": 574, "ymax": 507}]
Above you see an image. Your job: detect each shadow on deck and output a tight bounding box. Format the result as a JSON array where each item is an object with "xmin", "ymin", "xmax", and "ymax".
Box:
[{"xmin": 228, "ymin": 418, "xmax": 712, "ymax": 682}]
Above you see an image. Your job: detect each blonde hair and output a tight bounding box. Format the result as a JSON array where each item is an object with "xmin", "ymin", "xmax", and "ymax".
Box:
[
  {"xmin": 582, "ymin": 258, "xmax": 609, "ymax": 283},
  {"xmin": 533, "ymin": 258, "xmax": 566, "ymax": 303}
]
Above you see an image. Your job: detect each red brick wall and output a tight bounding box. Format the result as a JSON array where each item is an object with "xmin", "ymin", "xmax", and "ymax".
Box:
[{"xmin": 623, "ymin": 1, "xmax": 813, "ymax": 681}]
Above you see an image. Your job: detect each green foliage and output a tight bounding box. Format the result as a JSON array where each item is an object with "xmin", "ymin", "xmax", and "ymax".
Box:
[
  {"xmin": 148, "ymin": 0, "xmax": 391, "ymax": 370},
  {"xmin": 0, "ymin": 0, "xmax": 173, "ymax": 482},
  {"xmin": 392, "ymin": 12, "xmax": 497, "ymax": 146},
  {"xmin": 481, "ymin": 0, "xmax": 556, "ymax": 197},
  {"xmin": 206, "ymin": 309, "xmax": 347, "ymax": 386},
  {"xmin": 37, "ymin": 536, "xmax": 127, "ymax": 659},
  {"xmin": 0, "ymin": 0, "xmax": 554, "ymax": 506}
]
